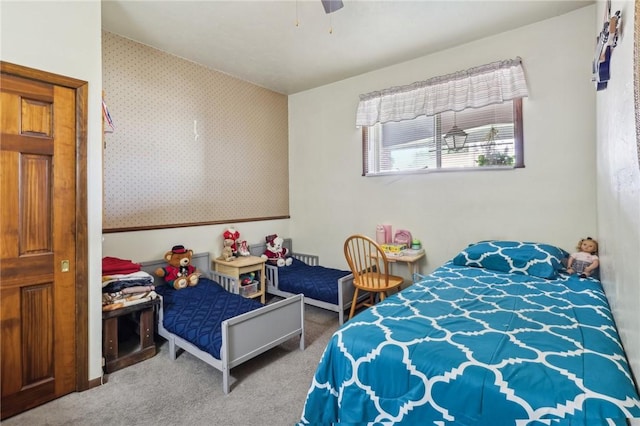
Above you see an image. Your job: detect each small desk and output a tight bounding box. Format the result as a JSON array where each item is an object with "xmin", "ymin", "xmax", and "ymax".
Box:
[
  {"xmin": 213, "ymin": 255, "xmax": 266, "ymax": 304},
  {"xmin": 372, "ymin": 251, "xmax": 426, "ymax": 278}
]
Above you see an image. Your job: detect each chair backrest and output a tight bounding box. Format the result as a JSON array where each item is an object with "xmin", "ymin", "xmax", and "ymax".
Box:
[{"xmin": 343, "ymin": 234, "xmax": 392, "ymax": 291}]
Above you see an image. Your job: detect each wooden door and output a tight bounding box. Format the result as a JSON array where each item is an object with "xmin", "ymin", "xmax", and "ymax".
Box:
[{"xmin": 0, "ymin": 72, "xmax": 78, "ymax": 419}]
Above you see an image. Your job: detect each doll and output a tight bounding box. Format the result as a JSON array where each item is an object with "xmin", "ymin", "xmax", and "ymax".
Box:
[
  {"xmin": 566, "ymin": 237, "xmax": 599, "ymax": 278},
  {"xmin": 223, "ymin": 227, "xmax": 240, "ymax": 254}
]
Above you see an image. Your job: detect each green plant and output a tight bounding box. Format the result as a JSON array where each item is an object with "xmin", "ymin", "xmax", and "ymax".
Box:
[
  {"xmin": 476, "ymin": 126, "xmax": 514, "ymax": 166},
  {"xmin": 476, "ymin": 152, "xmax": 514, "ymax": 166}
]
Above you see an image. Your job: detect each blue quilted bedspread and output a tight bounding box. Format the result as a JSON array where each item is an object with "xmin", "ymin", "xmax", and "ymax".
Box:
[
  {"xmin": 300, "ymin": 262, "xmax": 640, "ymax": 425},
  {"xmin": 275, "ymin": 258, "xmax": 351, "ymax": 304},
  {"xmin": 156, "ymin": 278, "xmax": 262, "ymax": 359}
]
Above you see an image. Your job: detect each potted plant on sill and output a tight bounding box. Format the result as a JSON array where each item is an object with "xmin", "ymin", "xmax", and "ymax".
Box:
[{"xmin": 476, "ymin": 125, "xmax": 514, "ymax": 167}]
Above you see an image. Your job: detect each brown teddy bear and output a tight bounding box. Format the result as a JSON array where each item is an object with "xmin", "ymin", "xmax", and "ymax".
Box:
[
  {"xmin": 218, "ymin": 238, "xmax": 236, "ymax": 262},
  {"xmin": 155, "ymin": 245, "xmax": 200, "ymax": 289}
]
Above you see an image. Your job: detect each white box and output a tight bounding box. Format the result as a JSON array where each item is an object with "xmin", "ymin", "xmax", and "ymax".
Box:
[{"xmin": 239, "ymin": 281, "xmax": 259, "ymax": 297}]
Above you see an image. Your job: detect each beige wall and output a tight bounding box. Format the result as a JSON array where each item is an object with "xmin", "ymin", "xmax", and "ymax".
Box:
[
  {"xmin": 0, "ymin": 0, "xmax": 104, "ymax": 380},
  {"xmin": 595, "ymin": 0, "xmax": 640, "ymax": 380},
  {"xmin": 289, "ymin": 7, "xmax": 597, "ymax": 274}
]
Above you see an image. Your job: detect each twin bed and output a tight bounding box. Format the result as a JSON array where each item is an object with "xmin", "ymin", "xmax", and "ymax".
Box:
[
  {"xmin": 300, "ymin": 240, "xmax": 640, "ymax": 424},
  {"xmin": 249, "ymin": 238, "xmax": 366, "ymax": 324},
  {"xmin": 140, "ymin": 252, "xmax": 304, "ymax": 394}
]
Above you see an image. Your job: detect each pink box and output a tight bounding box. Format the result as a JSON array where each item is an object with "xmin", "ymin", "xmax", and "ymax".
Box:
[{"xmin": 383, "ymin": 224, "xmax": 392, "ymax": 244}]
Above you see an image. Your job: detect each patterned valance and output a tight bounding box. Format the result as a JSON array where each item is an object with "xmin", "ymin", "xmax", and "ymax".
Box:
[{"xmin": 356, "ymin": 57, "xmax": 529, "ymax": 127}]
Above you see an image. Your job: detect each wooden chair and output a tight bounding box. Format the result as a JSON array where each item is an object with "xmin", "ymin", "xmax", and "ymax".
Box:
[{"xmin": 344, "ymin": 234, "xmax": 404, "ymax": 320}]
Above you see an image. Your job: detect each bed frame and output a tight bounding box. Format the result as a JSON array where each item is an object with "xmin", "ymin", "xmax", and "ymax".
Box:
[
  {"xmin": 249, "ymin": 238, "xmax": 366, "ymax": 325},
  {"xmin": 140, "ymin": 252, "xmax": 305, "ymax": 394}
]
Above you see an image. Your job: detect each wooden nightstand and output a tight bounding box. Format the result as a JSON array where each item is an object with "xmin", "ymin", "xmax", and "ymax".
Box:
[
  {"xmin": 102, "ymin": 298, "xmax": 159, "ymax": 373},
  {"xmin": 213, "ymin": 255, "xmax": 266, "ymax": 303}
]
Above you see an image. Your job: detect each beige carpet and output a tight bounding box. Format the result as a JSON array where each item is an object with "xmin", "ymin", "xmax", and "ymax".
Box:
[{"xmin": 3, "ymin": 303, "xmax": 339, "ymax": 426}]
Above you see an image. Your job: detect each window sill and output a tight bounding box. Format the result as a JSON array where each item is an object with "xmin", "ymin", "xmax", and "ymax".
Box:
[{"xmin": 364, "ymin": 165, "xmax": 521, "ymax": 177}]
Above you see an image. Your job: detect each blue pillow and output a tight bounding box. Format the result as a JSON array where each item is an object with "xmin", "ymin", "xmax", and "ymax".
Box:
[{"xmin": 452, "ymin": 240, "xmax": 569, "ymax": 279}]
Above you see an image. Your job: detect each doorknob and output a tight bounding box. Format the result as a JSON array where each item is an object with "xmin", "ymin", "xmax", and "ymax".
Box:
[{"xmin": 61, "ymin": 260, "xmax": 70, "ymax": 272}]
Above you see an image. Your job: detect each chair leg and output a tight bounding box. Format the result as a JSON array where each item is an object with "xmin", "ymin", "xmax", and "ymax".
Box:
[{"xmin": 349, "ymin": 288, "xmax": 359, "ymax": 320}]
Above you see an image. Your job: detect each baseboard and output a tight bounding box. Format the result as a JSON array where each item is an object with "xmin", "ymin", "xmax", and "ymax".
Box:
[{"xmin": 87, "ymin": 376, "xmax": 105, "ymax": 389}]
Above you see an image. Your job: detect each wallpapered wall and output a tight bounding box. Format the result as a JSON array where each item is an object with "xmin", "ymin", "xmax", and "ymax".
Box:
[{"xmin": 102, "ymin": 31, "xmax": 289, "ymax": 231}]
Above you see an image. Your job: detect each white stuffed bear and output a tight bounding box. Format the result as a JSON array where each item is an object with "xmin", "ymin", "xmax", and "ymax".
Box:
[{"xmin": 261, "ymin": 234, "xmax": 293, "ymax": 267}]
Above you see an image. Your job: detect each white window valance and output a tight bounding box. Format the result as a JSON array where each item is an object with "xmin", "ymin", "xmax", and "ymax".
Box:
[{"xmin": 356, "ymin": 57, "xmax": 529, "ymax": 127}]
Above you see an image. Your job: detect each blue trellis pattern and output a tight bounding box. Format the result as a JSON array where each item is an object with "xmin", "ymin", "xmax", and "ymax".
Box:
[{"xmin": 300, "ymin": 262, "xmax": 640, "ymax": 425}]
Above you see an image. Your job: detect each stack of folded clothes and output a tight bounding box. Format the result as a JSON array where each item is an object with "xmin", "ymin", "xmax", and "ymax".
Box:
[{"xmin": 102, "ymin": 257, "xmax": 157, "ymax": 311}]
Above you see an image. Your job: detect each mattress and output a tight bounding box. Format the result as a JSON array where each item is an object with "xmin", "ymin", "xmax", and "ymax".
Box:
[
  {"xmin": 300, "ymin": 261, "xmax": 640, "ymax": 425},
  {"xmin": 275, "ymin": 258, "xmax": 350, "ymax": 304},
  {"xmin": 156, "ymin": 277, "xmax": 262, "ymax": 359}
]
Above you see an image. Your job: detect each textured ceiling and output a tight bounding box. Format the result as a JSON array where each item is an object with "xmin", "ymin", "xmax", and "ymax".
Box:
[{"xmin": 102, "ymin": 0, "xmax": 594, "ymax": 95}]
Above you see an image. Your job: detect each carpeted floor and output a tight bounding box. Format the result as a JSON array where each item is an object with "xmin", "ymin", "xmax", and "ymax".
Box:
[{"xmin": 3, "ymin": 303, "xmax": 339, "ymax": 426}]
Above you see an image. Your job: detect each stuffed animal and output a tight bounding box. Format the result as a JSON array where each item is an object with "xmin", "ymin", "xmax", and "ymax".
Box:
[
  {"xmin": 218, "ymin": 238, "xmax": 236, "ymax": 262},
  {"xmin": 567, "ymin": 237, "xmax": 599, "ymax": 278},
  {"xmin": 261, "ymin": 234, "xmax": 292, "ymax": 267},
  {"xmin": 155, "ymin": 245, "xmax": 200, "ymax": 290},
  {"xmin": 240, "ymin": 272, "xmax": 255, "ymax": 286},
  {"xmin": 223, "ymin": 226, "xmax": 240, "ymax": 254},
  {"xmin": 237, "ymin": 240, "xmax": 251, "ymax": 257}
]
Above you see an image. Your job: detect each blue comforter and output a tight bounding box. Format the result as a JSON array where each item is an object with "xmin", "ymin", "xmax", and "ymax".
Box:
[
  {"xmin": 276, "ymin": 258, "xmax": 351, "ymax": 304},
  {"xmin": 156, "ymin": 278, "xmax": 262, "ymax": 359},
  {"xmin": 300, "ymin": 262, "xmax": 640, "ymax": 425}
]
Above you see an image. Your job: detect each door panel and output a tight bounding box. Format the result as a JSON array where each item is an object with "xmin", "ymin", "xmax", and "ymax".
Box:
[
  {"xmin": 20, "ymin": 154, "xmax": 52, "ymax": 253},
  {"xmin": 1, "ymin": 73, "xmax": 77, "ymax": 419},
  {"xmin": 22, "ymin": 284, "xmax": 54, "ymax": 383}
]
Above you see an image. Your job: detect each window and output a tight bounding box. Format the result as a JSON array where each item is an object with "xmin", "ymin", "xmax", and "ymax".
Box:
[
  {"xmin": 362, "ymin": 99, "xmax": 523, "ymax": 175},
  {"xmin": 355, "ymin": 57, "xmax": 529, "ymax": 176}
]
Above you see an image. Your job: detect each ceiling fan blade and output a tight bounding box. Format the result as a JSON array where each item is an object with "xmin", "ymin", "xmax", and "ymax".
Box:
[{"xmin": 321, "ymin": 0, "xmax": 344, "ymax": 14}]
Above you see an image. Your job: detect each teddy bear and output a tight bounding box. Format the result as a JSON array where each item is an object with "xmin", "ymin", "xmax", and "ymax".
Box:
[
  {"xmin": 155, "ymin": 245, "xmax": 201, "ymax": 290},
  {"xmin": 218, "ymin": 238, "xmax": 236, "ymax": 262},
  {"xmin": 261, "ymin": 234, "xmax": 292, "ymax": 267}
]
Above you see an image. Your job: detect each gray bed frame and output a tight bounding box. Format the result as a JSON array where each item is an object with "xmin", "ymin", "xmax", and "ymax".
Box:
[
  {"xmin": 249, "ymin": 238, "xmax": 366, "ymax": 325},
  {"xmin": 140, "ymin": 252, "xmax": 305, "ymax": 394}
]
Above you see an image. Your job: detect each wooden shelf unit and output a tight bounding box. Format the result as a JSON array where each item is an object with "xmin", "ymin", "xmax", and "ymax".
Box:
[
  {"xmin": 102, "ymin": 298, "xmax": 159, "ymax": 373},
  {"xmin": 213, "ymin": 255, "xmax": 266, "ymax": 304}
]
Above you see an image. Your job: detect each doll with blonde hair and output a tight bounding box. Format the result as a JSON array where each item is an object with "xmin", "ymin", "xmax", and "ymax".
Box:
[{"xmin": 566, "ymin": 237, "xmax": 599, "ymax": 278}]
